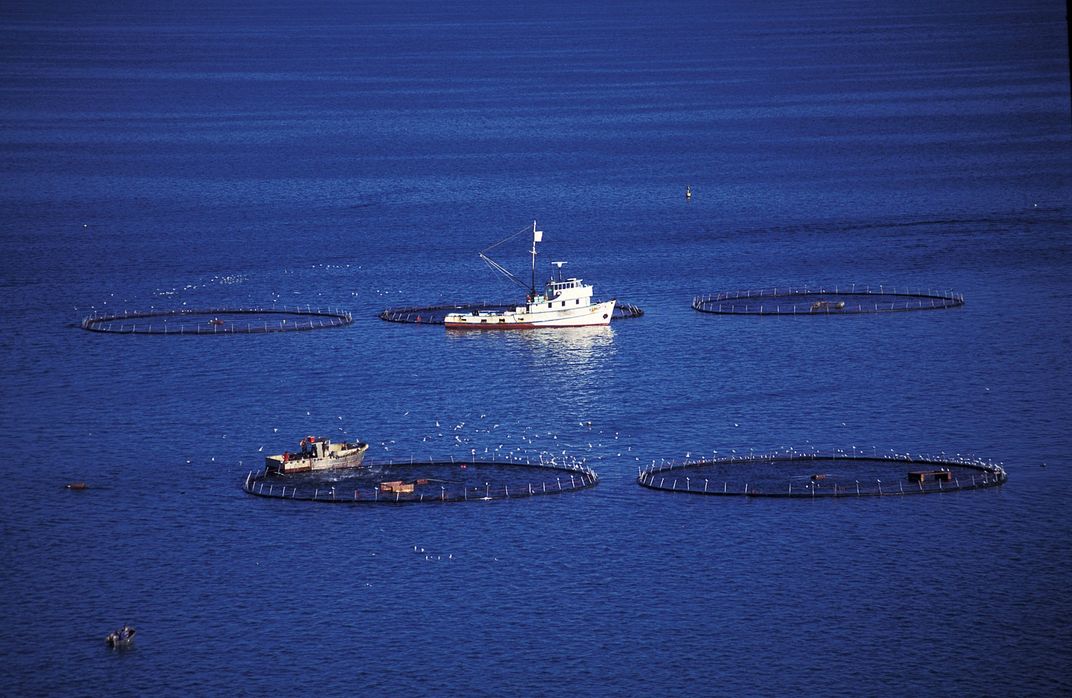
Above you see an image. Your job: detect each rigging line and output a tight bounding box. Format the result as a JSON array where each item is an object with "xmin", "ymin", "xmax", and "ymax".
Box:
[
  {"xmin": 480, "ymin": 224, "xmax": 532, "ymax": 256},
  {"xmin": 478, "ymin": 223, "xmax": 537, "ymax": 290},
  {"xmin": 480, "ymin": 254, "xmax": 529, "ymax": 289}
]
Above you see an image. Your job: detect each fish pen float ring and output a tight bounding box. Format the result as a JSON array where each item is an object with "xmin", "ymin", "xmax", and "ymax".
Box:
[
  {"xmin": 692, "ymin": 286, "xmax": 964, "ymax": 315},
  {"xmin": 244, "ymin": 457, "xmax": 599, "ymax": 504},
  {"xmin": 81, "ymin": 307, "xmax": 353, "ymax": 335},
  {"xmin": 637, "ymin": 450, "xmax": 1006, "ymax": 498}
]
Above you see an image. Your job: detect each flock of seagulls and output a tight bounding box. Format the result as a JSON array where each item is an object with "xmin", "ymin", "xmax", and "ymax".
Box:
[
  {"xmin": 198, "ymin": 382, "xmax": 1009, "ymax": 488},
  {"xmin": 237, "ymin": 409, "xmax": 646, "ymax": 474},
  {"xmin": 240, "ymin": 407, "xmax": 815, "ymax": 474},
  {"xmin": 413, "ymin": 545, "xmax": 454, "ymax": 562},
  {"xmin": 207, "ymin": 405, "xmax": 987, "ymax": 484}
]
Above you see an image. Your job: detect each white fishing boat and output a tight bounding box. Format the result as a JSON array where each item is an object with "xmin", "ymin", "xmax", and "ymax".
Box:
[
  {"xmin": 264, "ymin": 436, "xmax": 368, "ymax": 474},
  {"xmin": 444, "ymin": 221, "xmax": 616, "ymax": 329}
]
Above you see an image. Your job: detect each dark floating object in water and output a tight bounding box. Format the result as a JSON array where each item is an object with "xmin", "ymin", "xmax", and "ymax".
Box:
[
  {"xmin": 106, "ymin": 625, "xmax": 136, "ymax": 648},
  {"xmin": 65, "ymin": 482, "xmax": 88, "ymax": 490},
  {"xmin": 693, "ymin": 285, "xmax": 965, "ymax": 315}
]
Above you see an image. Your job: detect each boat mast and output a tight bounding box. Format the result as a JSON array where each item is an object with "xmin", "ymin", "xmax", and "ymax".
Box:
[{"xmin": 530, "ymin": 220, "xmax": 543, "ymax": 297}]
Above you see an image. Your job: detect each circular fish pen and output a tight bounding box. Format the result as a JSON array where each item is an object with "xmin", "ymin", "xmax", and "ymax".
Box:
[
  {"xmin": 692, "ymin": 286, "xmax": 964, "ymax": 315},
  {"xmin": 81, "ymin": 307, "xmax": 352, "ymax": 335},
  {"xmin": 243, "ymin": 457, "xmax": 598, "ymax": 504},
  {"xmin": 380, "ymin": 301, "xmax": 644, "ymax": 324},
  {"xmin": 637, "ymin": 450, "xmax": 1006, "ymax": 498}
]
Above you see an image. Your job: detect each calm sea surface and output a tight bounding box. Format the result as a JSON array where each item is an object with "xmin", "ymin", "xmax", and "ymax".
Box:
[{"xmin": 2, "ymin": 2, "xmax": 1070, "ymax": 695}]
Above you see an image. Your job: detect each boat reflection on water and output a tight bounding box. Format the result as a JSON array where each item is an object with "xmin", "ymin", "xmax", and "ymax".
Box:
[
  {"xmin": 516, "ymin": 326, "xmax": 616, "ymax": 397},
  {"xmin": 443, "ymin": 322, "xmax": 615, "ymax": 354},
  {"xmin": 515, "ymin": 325, "xmax": 615, "ymax": 357},
  {"xmin": 444, "ymin": 324, "xmax": 617, "ymax": 405}
]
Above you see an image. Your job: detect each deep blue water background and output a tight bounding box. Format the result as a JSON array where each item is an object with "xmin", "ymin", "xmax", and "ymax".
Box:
[{"xmin": 2, "ymin": 2, "xmax": 1070, "ymax": 695}]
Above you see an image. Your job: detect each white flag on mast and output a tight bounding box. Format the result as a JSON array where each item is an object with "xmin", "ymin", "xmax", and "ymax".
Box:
[{"xmin": 534, "ymin": 230, "xmax": 543, "ymax": 243}]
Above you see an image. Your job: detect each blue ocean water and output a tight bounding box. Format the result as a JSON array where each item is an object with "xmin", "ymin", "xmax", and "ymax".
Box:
[{"xmin": 2, "ymin": 1, "xmax": 1070, "ymax": 694}]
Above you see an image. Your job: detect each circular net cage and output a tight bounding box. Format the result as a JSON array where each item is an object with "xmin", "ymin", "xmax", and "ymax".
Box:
[
  {"xmin": 637, "ymin": 450, "xmax": 1006, "ymax": 498},
  {"xmin": 692, "ymin": 286, "xmax": 964, "ymax": 315},
  {"xmin": 81, "ymin": 307, "xmax": 352, "ymax": 335},
  {"xmin": 380, "ymin": 301, "xmax": 644, "ymax": 324},
  {"xmin": 244, "ymin": 457, "xmax": 598, "ymax": 504}
]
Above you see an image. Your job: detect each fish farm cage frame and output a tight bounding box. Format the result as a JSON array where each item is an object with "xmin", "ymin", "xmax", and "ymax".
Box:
[
  {"xmin": 81, "ymin": 307, "xmax": 353, "ymax": 335},
  {"xmin": 379, "ymin": 301, "xmax": 645, "ymax": 324},
  {"xmin": 637, "ymin": 449, "xmax": 1006, "ymax": 498},
  {"xmin": 243, "ymin": 456, "xmax": 599, "ymax": 504},
  {"xmin": 692, "ymin": 286, "xmax": 965, "ymax": 315}
]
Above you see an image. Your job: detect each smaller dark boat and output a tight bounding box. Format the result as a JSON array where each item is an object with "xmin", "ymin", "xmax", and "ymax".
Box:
[{"xmin": 106, "ymin": 625, "xmax": 136, "ymax": 648}]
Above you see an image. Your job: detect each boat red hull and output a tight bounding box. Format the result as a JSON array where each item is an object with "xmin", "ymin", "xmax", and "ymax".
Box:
[{"xmin": 445, "ymin": 321, "xmax": 615, "ymax": 330}]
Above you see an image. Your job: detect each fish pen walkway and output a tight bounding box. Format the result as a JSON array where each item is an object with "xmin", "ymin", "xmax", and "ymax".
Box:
[
  {"xmin": 81, "ymin": 307, "xmax": 353, "ymax": 335},
  {"xmin": 379, "ymin": 301, "xmax": 644, "ymax": 324},
  {"xmin": 244, "ymin": 456, "xmax": 599, "ymax": 504},
  {"xmin": 692, "ymin": 286, "xmax": 964, "ymax": 315},
  {"xmin": 637, "ymin": 449, "xmax": 1006, "ymax": 498}
]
